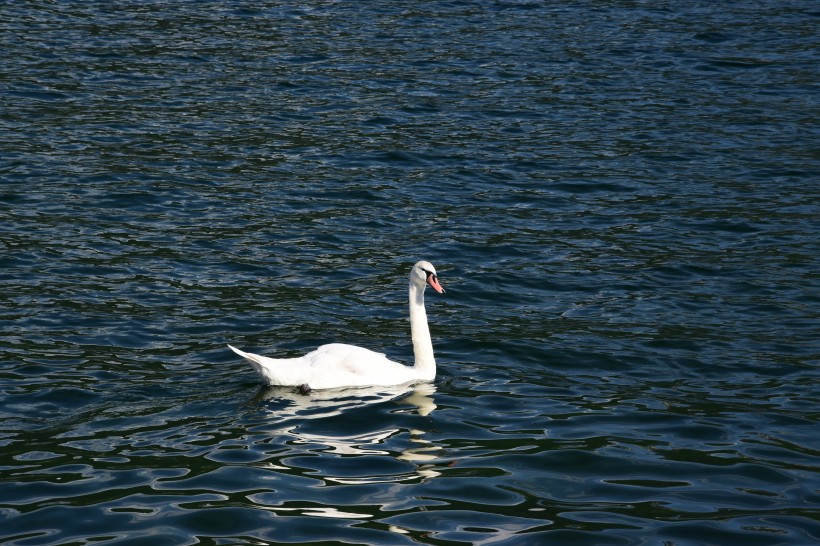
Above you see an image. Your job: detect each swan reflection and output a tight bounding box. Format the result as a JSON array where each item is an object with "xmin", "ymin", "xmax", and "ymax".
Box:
[
  {"xmin": 251, "ymin": 381, "xmax": 436, "ymax": 420},
  {"xmin": 250, "ymin": 382, "xmax": 443, "ymax": 484}
]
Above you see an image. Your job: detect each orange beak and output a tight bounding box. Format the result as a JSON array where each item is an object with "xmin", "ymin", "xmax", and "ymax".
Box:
[{"xmin": 427, "ymin": 273, "xmax": 445, "ymax": 294}]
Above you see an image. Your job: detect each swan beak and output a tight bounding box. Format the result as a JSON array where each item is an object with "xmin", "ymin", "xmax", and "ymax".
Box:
[{"xmin": 427, "ymin": 274, "xmax": 445, "ymax": 294}]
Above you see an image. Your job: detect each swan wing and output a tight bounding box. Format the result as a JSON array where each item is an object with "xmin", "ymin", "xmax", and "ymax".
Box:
[
  {"xmin": 229, "ymin": 343, "xmax": 415, "ymax": 389},
  {"xmin": 303, "ymin": 344, "xmax": 415, "ymax": 389}
]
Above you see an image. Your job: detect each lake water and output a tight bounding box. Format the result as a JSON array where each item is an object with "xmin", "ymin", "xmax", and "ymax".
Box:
[{"xmin": 1, "ymin": 1, "xmax": 819, "ymax": 545}]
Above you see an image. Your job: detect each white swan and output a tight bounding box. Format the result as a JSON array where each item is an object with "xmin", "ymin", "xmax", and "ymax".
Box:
[{"xmin": 228, "ymin": 261, "xmax": 445, "ymax": 390}]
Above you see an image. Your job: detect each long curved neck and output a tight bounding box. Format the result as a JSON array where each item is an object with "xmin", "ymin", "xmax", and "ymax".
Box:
[{"xmin": 408, "ymin": 281, "xmax": 436, "ymax": 380}]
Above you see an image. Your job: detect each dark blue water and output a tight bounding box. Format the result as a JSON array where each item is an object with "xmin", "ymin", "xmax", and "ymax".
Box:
[{"xmin": 1, "ymin": 1, "xmax": 819, "ymax": 545}]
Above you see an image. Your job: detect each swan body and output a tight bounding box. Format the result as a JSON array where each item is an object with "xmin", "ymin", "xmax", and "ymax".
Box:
[{"xmin": 229, "ymin": 261, "xmax": 445, "ymax": 390}]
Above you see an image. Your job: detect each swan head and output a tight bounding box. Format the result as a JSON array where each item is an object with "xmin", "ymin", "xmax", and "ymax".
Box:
[{"xmin": 412, "ymin": 261, "xmax": 445, "ymax": 294}]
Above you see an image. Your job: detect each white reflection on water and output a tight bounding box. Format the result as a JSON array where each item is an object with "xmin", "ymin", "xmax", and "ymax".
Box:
[
  {"xmin": 264, "ymin": 506, "xmax": 375, "ymax": 519},
  {"xmin": 250, "ymin": 382, "xmax": 443, "ymax": 496},
  {"xmin": 253, "ymin": 381, "xmax": 436, "ymax": 421}
]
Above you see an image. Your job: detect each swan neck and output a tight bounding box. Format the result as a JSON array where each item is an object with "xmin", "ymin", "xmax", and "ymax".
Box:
[{"xmin": 409, "ymin": 282, "xmax": 436, "ymax": 379}]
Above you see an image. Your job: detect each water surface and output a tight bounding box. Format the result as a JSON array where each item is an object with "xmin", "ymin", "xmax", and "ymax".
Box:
[{"xmin": 1, "ymin": 1, "xmax": 819, "ymax": 545}]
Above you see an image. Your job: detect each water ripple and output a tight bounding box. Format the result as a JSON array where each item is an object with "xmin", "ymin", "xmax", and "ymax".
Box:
[{"xmin": 2, "ymin": 0, "xmax": 819, "ymax": 545}]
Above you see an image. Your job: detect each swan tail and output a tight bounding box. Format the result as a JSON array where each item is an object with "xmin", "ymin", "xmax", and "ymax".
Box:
[
  {"xmin": 228, "ymin": 344, "xmax": 303, "ymax": 386},
  {"xmin": 227, "ymin": 344, "xmax": 266, "ymax": 366}
]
